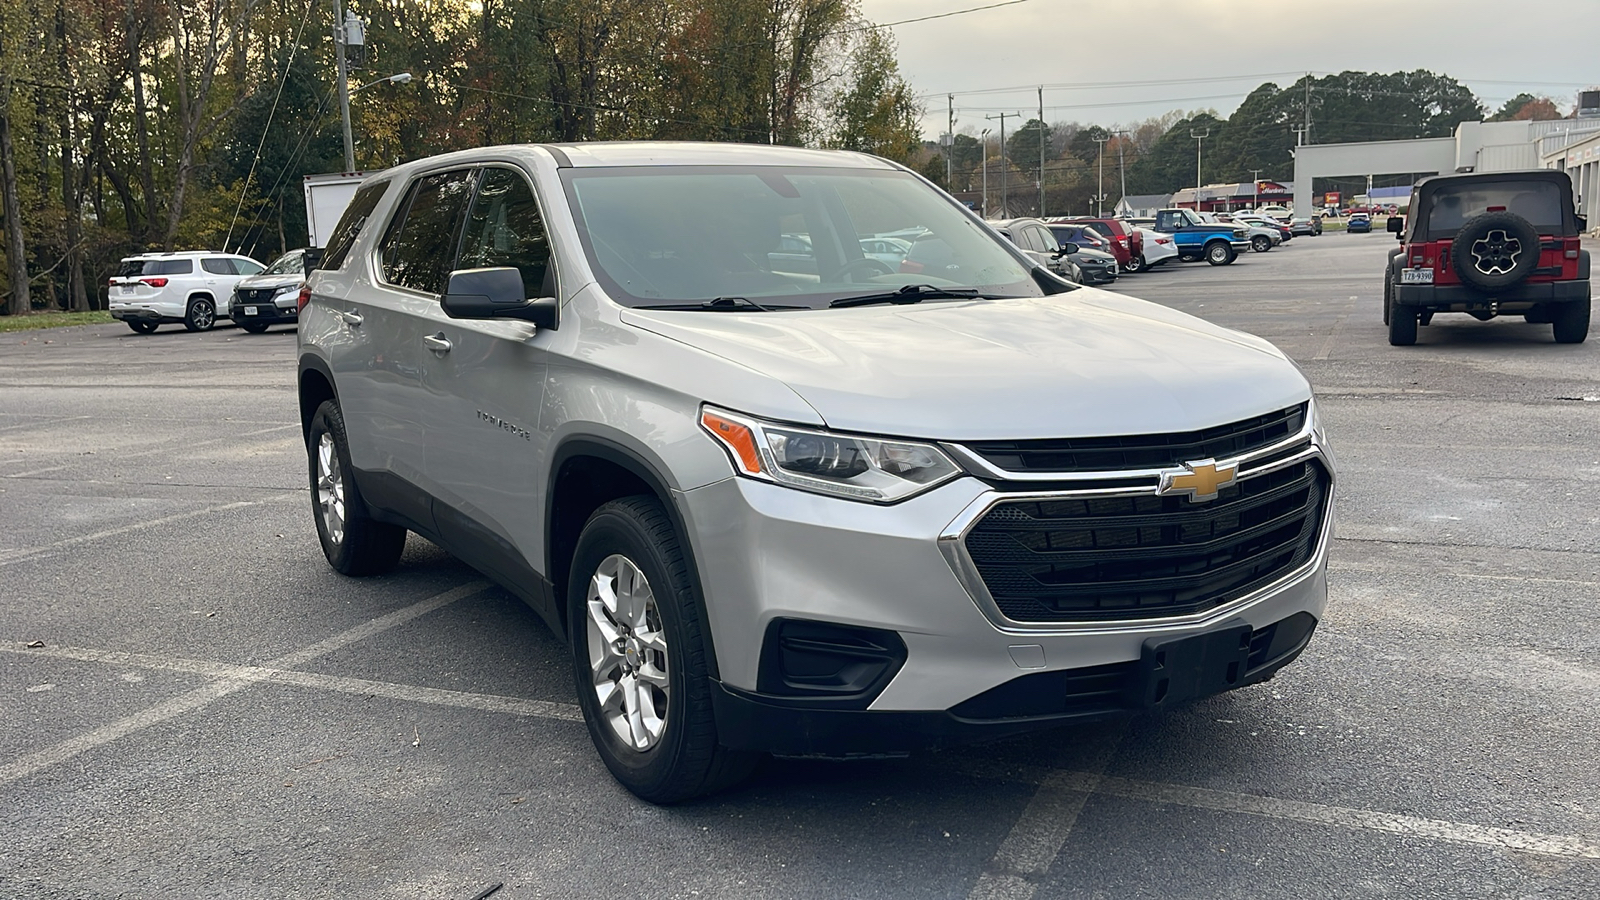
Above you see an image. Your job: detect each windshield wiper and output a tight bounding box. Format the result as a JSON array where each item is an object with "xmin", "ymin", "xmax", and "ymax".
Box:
[
  {"xmin": 828, "ymin": 284, "xmax": 1004, "ymax": 308},
  {"xmin": 635, "ymin": 297, "xmax": 802, "ymax": 312}
]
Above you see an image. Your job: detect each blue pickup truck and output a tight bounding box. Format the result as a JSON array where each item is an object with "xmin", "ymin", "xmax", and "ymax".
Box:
[{"xmin": 1153, "ymin": 208, "xmax": 1253, "ymax": 265}]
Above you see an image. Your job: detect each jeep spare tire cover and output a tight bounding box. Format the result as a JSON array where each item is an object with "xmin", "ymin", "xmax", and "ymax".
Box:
[{"xmin": 1450, "ymin": 211, "xmax": 1540, "ymax": 291}]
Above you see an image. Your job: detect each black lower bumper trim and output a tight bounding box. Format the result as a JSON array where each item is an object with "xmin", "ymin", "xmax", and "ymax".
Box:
[
  {"xmin": 229, "ymin": 305, "xmax": 299, "ymax": 325},
  {"xmin": 1395, "ymin": 279, "xmax": 1589, "ymax": 309},
  {"xmin": 110, "ymin": 309, "xmax": 170, "ymax": 323},
  {"xmin": 712, "ymin": 612, "xmax": 1318, "ymax": 757}
]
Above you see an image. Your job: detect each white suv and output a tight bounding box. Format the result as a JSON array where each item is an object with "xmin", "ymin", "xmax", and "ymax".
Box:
[{"xmin": 108, "ymin": 251, "xmax": 266, "ymax": 333}]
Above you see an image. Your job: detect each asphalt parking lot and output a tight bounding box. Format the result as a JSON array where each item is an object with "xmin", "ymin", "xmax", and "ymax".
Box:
[{"xmin": 3, "ymin": 231, "xmax": 1598, "ymax": 899}]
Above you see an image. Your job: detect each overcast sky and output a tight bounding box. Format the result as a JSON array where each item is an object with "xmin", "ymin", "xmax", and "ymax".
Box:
[{"xmin": 858, "ymin": 0, "xmax": 1599, "ymax": 138}]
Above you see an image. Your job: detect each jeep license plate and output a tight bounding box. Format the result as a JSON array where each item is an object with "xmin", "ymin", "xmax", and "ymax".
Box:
[
  {"xmin": 1400, "ymin": 268, "xmax": 1434, "ymax": 284},
  {"xmin": 243, "ymin": 307, "xmax": 258, "ymax": 316}
]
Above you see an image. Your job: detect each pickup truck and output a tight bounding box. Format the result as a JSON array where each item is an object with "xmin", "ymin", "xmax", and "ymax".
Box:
[{"xmin": 1153, "ymin": 208, "xmax": 1252, "ymax": 265}]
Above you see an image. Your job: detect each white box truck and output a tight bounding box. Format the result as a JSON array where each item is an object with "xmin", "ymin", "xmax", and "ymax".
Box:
[{"xmin": 303, "ymin": 171, "xmax": 381, "ymax": 248}]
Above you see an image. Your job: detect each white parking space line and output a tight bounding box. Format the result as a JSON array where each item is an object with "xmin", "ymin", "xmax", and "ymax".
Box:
[
  {"xmin": 9, "ymin": 628, "xmax": 1600, "ymax": 862},
  {"xmin": 1329, "ymin": 560, "xmax": 1600, "ymax": 588},
  {"xmin": 0, "ymin": 492, "xmax": 301, "ymax": 568},
  {"xmin": 966, "ymin": 727, "xmax": 1126, "ymax": 900},
  {"xmin": 0, "ymin": 581, "xmax": 490, "ymax": 787}
]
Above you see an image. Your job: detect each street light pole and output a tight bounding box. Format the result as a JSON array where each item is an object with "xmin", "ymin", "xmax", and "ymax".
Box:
[
  {"xmin": 981, "ymin": 128, "xmax": 991, "ymax": 216},
  {"xmin": 1093, "ymin": 134, "xmax": 1110, "ymax": 217},
  {"xmin": 1190, "ymin": 128, "xmax": 1209, "ymax": 211},
  {"xmin": 1251, "ymin": 168, "xmax": 1262, "ymax": 212},
  {"xmin": 986, "ymin": 112, "xmax": 1018, "ymax": 217}
]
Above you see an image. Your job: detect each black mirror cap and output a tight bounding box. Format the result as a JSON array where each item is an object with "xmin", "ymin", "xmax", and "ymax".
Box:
[
  {"xmin": 442, "ymin": 267, "xmax": 559, "ymax": 329},
  {"xmin": 1577, "ymin": 213, "xmax": 1588, "ymax": 232},
  {"xmin": 1062, "ymin": 243, "xmax": 1080, "ymax": 254},
  {"xmin": 1386, "ymin": 216, "xmax": 1405, "ymax": 234},
  {"xmin": 301, "ymin": 247, "xmax": 324, "ymax": 275}
]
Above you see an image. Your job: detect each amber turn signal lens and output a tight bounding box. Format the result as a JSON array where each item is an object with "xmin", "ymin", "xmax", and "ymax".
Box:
[{"xmin": 701, "ymin": 410, "xmax": 763, "ymax": 475}]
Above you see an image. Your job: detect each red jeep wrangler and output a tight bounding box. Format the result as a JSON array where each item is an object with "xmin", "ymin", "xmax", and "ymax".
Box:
[
  {"xmin": 1052, "ymin": 217, "xmax": 1145, "ymax": 273},
  {"xmin": 1385, "ymin": 170, "xmax": 1590, "ymax": 345}
]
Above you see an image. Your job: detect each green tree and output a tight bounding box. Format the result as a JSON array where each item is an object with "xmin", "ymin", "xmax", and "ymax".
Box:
[
  {"xmin": 1006, "ymin": 118, "xmax": 1051, "ymax": 182},
  {"xmin": 826, "ymin": 28, "xmax": 920, "ymax": 163}
]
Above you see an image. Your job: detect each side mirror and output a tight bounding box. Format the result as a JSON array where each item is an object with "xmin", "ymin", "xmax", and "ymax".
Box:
[
  {"xmin": 1577, "ymin": 214, "xmax": 1588, "ymax": 231},
  {"xmin": 1386, "ymin": 216, "xmax": 1405, "ymax": 235},
  {"xmin": 441, "ymin": 267, "xmax": 559, "ymax": 330},
  {"xmin": 301, "ymin": 248, "xmax": 324, "ymax": 274},
  {"xmin": 1060, "ymin": 243, "xmax": 1079, "ymax": 254}
]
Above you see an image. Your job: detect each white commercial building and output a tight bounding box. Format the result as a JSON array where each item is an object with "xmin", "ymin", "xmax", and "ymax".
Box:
[{"xmin": 1290, "ymin": 118, "xmax": 1600, "ymax": 217}]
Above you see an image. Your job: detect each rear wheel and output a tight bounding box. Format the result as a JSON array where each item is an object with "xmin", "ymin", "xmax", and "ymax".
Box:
[
  {"xmin": 127, "ymin": 321, "xmax": 158, "ymax": 334},
  {"xmin": 308, "ymin": 400, "xmax": 407, "ymax": 575},
  {"xmin": 569, "ymin": 496, "xmax": 758, "ymax": 803},
  {"xmin": 1205, "ymin": 242, "xmax": 1235, "ymax": 266},
  {"xmin": 183, "ymin": 297, "xmax": 216, "ymax": 332},
  {"xmin": 1388, "ymin": 299, "xmax": 1418, "ymax": 345},
  {"xmin": 1122, "ymin": 254, "xmax": 1144, "ymax": 274},
  {"xmin": 1552, "ymin": 299, "xmax": 1591, "ymax": 344}
]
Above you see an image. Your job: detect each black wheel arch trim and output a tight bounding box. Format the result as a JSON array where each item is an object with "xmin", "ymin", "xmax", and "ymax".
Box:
[
  {"xmin": 548, "ymin": 434, "xmax": 722, "ymax": 681},
  {"xmin": 297, "ymin": 353, "xmax": 340, "ymax": 444}
]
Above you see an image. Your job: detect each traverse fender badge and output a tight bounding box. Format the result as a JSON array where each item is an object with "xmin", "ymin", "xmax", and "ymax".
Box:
[{"xmin": 1157, "ymin": 460, "xmax": 1237, "ymax": 503}]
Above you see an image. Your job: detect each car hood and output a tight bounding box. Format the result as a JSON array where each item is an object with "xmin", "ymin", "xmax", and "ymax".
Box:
[
  {"xmin": 236, "ymin": 273, "xmax": 305, "ymax": 291},
  {"xmin": 619, "ymin": 290, "xmax": 1310, "ymax": 441}
]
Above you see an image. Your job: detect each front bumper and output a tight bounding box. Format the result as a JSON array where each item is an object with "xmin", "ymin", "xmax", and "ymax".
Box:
[
  {"xmin": 1394, "ymin": 279, "xmax": 1589, "ymax": 310},
  {"xmin": 1077, "ymin": 264, "xmax": 1118, "ymax": 284},
  {"xmin": 229, "ymin": 298, "xmax": 300, "ymax": 325},
  {"xmin": 680, "ymin": 433, "xmax": 1334, "ymax": 755}
]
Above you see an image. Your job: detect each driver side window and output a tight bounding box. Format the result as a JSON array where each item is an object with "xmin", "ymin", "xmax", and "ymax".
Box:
[{"xmin": 457, "ymin": 166, "xmax": 555, "ymax": 300}]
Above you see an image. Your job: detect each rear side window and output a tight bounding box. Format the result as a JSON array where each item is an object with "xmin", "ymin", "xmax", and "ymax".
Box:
[
  {"xmin": 201, "ymin": 258, "xmax": 233, "ymax": 275},
  {"xmin": 319, "ymin": 180, "xmax": 390, "ymax": 271},
  {"xmin": 457, "ymin": 166, "xmax": 554, "ymax": 299},
  {"xmin": 118, "ymin": 258, "xmax": 193, "ymax": 276},
  {"xmin": 380, "ymin": 170, "xmax": 477, "ymax": 295}
]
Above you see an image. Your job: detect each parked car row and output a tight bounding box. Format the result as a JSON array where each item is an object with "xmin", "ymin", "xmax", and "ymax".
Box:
[{"xmin": 108, "ymin": 248, "xmax": 316, "ymax": 335}]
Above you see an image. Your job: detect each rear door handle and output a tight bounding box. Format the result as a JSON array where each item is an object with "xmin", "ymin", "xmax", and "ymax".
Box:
[
  {"xmin": 422, "ymin": 333, "xmax": 452, "ymax": 353},
  {"xmin": 339, "ymin": 310, "xmax": 363, "ymax": 326}
]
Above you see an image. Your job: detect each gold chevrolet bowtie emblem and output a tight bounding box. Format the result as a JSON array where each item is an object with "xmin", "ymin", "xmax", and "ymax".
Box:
[{"xmin": 1158, "ymin": 460, "xmax": 1238, "ymax": 502}]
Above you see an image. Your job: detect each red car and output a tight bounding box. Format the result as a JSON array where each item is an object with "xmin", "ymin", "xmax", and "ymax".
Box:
[{"xmin": 1050, "ymin": 217, "xmax": 1146, "ymax": 272}]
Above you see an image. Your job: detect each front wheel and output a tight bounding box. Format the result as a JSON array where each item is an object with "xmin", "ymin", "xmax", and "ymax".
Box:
[
  {"xmin": 1552, "ymin": 299, "xmax": 1591, "ymax": 344},
  {"xmin": 183, "ymin": 297, "xmax": 216, "ymax": 332},
  {"xmin": 569, "ymin": 497, "xmax": 757, "ymax": 804},
  {"xmin": 237, "ymin": 321, "xmax": 270, "ymax": 334},
  {"xmin": 127, "ymin": 321, "xmax": 158, "ymax": 334},
  {"xmin": 1251, "ymin": 235, "xmax": 1272, "ymax": 253},
  {"xmin": 307, "ymin": 400, "xmax": 407, "ymax": 575},
  {"xmin": 1205, "ymin": 242, "xmax": 1236, "ymax": 266}
]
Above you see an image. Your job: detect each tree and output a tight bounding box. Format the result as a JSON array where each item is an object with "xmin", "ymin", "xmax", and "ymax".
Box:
[
  {"xmin": 1487, "ymin": 92, "xmax": 1564, "ymax": 122},
  {"xmin": 826, "ymin": 28, "xmax": 920, "ymax": 163},
  {"xmin": 1124, "ymin": 112, "xmax": 1223, "ymax": 194},
  {"xmin": 1006, "ymin": 118, "xmax": 1050, "ymax": 182}
]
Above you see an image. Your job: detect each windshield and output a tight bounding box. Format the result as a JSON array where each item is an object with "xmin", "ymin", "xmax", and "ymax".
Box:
[
  {"xmin": 561, "ymin": 166, "xmax": 1039, "ymax": 308},
  {"xmin": 263, "ymin": 250, "xmax": 305, "ymax": 276},
  {"xmin": 1426, "ymin": 180, "xmax": 1566, "ymax": 236}
]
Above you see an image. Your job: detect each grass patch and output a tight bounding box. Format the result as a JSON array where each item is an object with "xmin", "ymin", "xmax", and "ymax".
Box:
[{"xmin": 0, "ymin": 310, "xmax": 115, "ymax": 333}]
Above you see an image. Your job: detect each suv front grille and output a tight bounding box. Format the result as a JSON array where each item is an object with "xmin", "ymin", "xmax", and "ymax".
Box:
[
  {"xmin": 965, "ymin": 404, "xmax": 1305, "ymax": 474},
  {"xmin": 963, "ymin": 460, "xmax": 1329, "ymax": 623}
]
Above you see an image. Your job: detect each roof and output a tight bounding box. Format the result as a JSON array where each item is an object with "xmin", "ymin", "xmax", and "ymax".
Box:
[
  {"xmin": 1117, "ymin": 193, "xmax": 1172, "ymax": 208},
  {"xmin": 549, "ymin": 141, "xmax": 895, "ymax": 169}
]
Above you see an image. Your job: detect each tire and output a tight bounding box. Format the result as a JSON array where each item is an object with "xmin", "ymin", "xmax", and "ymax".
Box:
[
  {"xmin": 1552, "ymin": 299, "xmax": 1591, "ymax": 344},
  {"xmin": 1450, "ymin": 211, "xmax": 1540, "ymax": 292},
  {"xmin": 1388, "ymin": 300, "xmax": 1418, "ymax": 346},
  {"xmin": 307, "ymin": 400, "xmax": 407, "ymax": 576},
  {"xmin": 1382, "ymin": 278, "xmax": 1392, "ymax": 326},
  {"xmin": 127, "ymin": 321, "xmax": 158, "ymax": 334},
  {"xmin": 1122, "ymin": 254, "xmax": 1144, "ymax": 274},
  {"xmin": 183, "ymin": 296, "xmax": 216, "ymax": 332},
  {"xmin": 1178, "ymin": 253, "xmax": 1198, "ymax": 263},
  {"xmin": 1205, "ymin": 242, "xmax": 1235, "ymax": 266},
  {"xmin": 237, "ymin": 321, "xmax": 270, "ymax": 334},
  {"xmin": 1251, "ymin": 235, "xmax": 1272, "ymax": 253},
  {"xmin": 569, "ymin": 496, "xmax": 758, "ymax": 804}
]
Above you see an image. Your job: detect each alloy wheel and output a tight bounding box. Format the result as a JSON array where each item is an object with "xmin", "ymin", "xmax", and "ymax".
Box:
[
  {"xmin": 586, "ymin": 553, "xmax": 670, "ymax": 752},
  {"xmin": 316, "ymin": 432, "xmax": 346, "ymax": 546}
]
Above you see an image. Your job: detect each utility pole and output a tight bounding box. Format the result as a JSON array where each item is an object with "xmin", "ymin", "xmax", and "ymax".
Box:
[
  {"xmin": 1251, "ymin": 168, "xmax": 1262, "ymax": 212},
  {"xmin": 1304, "ymin": 73, "xmax": 1312, "ymax": 146},
  {"xmin": 1116, "ymin": 131, "xmax": 1128, "ymax": 214},
  {"xmin": 335, "ymin": 0, "xmax": 354, "ymax": 171},
  {"xmin": 1292, "ymin": 124, "xmax": 1307, "ymax": 147},
  {"xmin": 1038, "ymin": 87, "xmax": 1045, "ymax": 217},
  {"xmin": 981, "ymin": 128, "xmax": 991, "ymax": 217},
  {"xmin": 946, "ymin": 95, "xmax": 954, "ymax": 190},
  {"xmin": 1093, "ymin": 133, "xmax": 1110, "ymax": 217},
  {"xmin": 986, "ymin": 112, "xmax": 1018, "ymax": 217},
  {"xmin": 1190, "ymin": 128, "xmax": 1209, "ymax": 211}
]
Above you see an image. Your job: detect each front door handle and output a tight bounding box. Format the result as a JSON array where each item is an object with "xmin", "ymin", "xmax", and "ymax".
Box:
[
  {"xmin": 339, "ymin": 310, "xmax": 363, "ymax": 326},
  {"xmin": 422, "ymin": 333, "xmax": 452, "ymax": 353}
]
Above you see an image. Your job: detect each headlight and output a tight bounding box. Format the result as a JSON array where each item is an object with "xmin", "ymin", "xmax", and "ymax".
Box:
[
  {"xmin": 700, "ymin": 406, "xmax": 960, "ymax": 503},
  {"xmin": 1307, "ymin": 397, "xmax": 1327, "ymax": 445}
]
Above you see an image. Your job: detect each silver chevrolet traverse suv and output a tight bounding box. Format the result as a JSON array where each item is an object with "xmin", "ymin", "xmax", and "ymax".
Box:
[{"xmin": 298, "ymin": 142, "xmax": 1335, "ymax": 803}]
